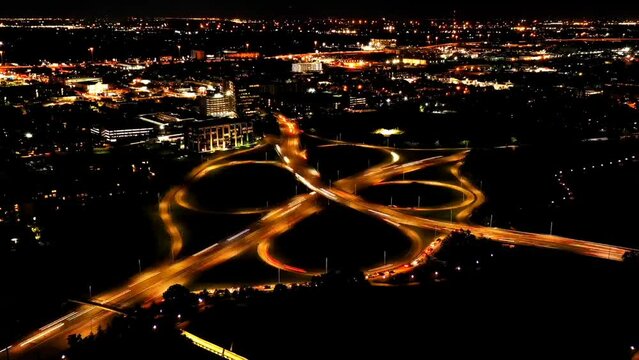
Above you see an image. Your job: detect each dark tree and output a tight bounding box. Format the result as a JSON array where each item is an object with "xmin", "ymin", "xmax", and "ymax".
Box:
[{"xmin": 163, "ymin": 284, "xmax": 197, "ymax": 318}]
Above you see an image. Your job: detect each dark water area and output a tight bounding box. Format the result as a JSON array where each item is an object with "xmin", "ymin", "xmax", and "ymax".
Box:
[{"xmin": 464, "ymin": 141, "xmax": 639, "ymax": 247}]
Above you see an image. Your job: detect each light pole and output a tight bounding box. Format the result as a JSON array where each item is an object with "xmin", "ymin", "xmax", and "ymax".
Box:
[
  {"xmin": 549, "ymin": 221, "xmax": 553, "ymax": 235},
  {"xmin": 0, "ymin": 51, "xmax": 4, "ymax": 64},
  {"xmin": 88, "ymin": 47, "xmax": 94, "ymax": 62},
  {"xmin": 138, "ymin": 259, "xmax": 142, "ymax": 274},
  {"xmin": 177, "ymin": 45, "xmax": 182, "ymax": 58}
]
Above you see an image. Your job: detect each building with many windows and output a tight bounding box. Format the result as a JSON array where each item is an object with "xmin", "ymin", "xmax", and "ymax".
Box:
[
  {"xmin": 199, "ymin": 91, "xmax": 237, "ymax": 118},
  {"xmin": 91, "ymin": 120, "xmax": 155, "ymax": 143},
  {"xmin": 349, "ymin": 96, "xmax": 368, "ymax": 109},
  {"xmin": 292, "ymin": 62, "xmax": 323, "ymax": 73},
  {"xmin": 236, "ymin": 84, "xmax": 261, "ymax": 117},
  {"xmin": 186, "ymin": 118, "xmax": 254, "ymax": 152}
]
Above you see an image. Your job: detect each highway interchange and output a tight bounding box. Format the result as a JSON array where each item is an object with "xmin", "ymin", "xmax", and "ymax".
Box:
[{"xmin": 7, "ymin": 113, "xmax": 637, "ymax": 359}]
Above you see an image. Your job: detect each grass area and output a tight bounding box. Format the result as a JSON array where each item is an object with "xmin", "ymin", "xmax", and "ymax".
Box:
[
  {"xmin": 359, "ymin": 182, "xmax": 461, "ymax": 208},
  {"xmin": 270, "ymin": 204, "xmax": 413, "ymax": 272},
  {"xmin": 305, "ymin": 144, "xmax": 388, "ymax": 182},
  {"xmin": 186, "ymin": 163, "xmax": 300, "ymax": 212}
]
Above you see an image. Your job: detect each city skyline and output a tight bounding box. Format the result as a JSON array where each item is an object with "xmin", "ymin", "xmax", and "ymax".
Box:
[{"xmin": 1, "ymin": 13, "xmax": 638, "ymax": 360}]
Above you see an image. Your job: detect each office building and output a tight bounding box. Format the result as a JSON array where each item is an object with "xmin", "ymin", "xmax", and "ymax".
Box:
[
  {"xmin": 236, "ymin": 84, "xmax": 261, "ymax": 117},
  {"xmin": 91, "ymin": 120, "xmax": 154, "ymax": 143},
  {"xmin": 199, "ymin": 90, "xmax": 237, "ymax": 118},
  {"xmin": 349, "ymin": 96, "xmax": 367, "ymax": 109},
  {"xmin": 292, "ymin": 62, "xmax": 323, "ymax": 73},
  {"xmin": 186, "ymin": 119, "xmax": 254, "ymax": 152}
]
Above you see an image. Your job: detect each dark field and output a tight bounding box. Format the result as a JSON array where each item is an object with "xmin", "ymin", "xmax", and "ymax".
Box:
[
  {"xmin": 270, "ymin": 204, "xmax": 413, "ymax": 272},
  {"xmin": 185, "ymin": 163, "xmax": 300, "ymax": 212},
  {"xmin": 187, "ymin": 246, "xmax": 638, "ymax": 360},
  {"xmin": 464, "ymin": 141, "xmax": 639, "ymax": 247},
  {"xmin": 359, "ymin": 182, "xmax": 462, "ymax": 208},
  {"xmin": 305, "ymin": 144, "xmax": 389, "ymax": 182}
]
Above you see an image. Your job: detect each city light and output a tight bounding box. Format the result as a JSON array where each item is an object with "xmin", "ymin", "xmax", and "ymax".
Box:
[
  {"xmin": 373, "ymin": 128, "xmax": 404, "ymax": 137},
  {"xmin": 2, "ymin": 14, "xmax": 639, "ymax": 360}
]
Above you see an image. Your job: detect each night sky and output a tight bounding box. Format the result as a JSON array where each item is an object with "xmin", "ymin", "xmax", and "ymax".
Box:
[{"xmin": 1, "ymin": 1, "xmax": 639, "ymax": 18}]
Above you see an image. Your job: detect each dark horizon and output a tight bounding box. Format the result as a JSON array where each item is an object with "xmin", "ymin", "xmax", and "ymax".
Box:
[{"xmin": 1, "ymin": 1, "xmax": 639, "ymax": 19}]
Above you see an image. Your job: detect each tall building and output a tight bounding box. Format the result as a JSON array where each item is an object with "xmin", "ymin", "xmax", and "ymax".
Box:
[
  {"xmin": 236, "ymin": 84, "xmax": 261, "ymax": 118},
  {"xmin": 199, "ymin": 90, "xmax": 237, "ymax": 118},
  {"xmin": 292, "ymin": 62, "xmax": 323, "ymax": 73},
  {"xmin": 186, "ymin": 118, "xmax": 254, "ymax": 152}
]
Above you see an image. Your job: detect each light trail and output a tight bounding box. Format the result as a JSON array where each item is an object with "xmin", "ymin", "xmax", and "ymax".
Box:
[
  {"xmin": 127, "ymin": 271, "xmax": 160, "ymax": 288},
  {"xmin": 19, "ymin": 323, "xmax": 65, "ymax": 347},
  {"xmin": 182, "ymin": 330, "xmax": 248, "ymax": 360},
  {"xmin": 39, "ymin": 312, "xmax": 77, "ymax": 331}
]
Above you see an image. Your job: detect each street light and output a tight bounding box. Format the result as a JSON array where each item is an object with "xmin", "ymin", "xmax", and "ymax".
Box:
[
  {"xmin": 88, "ymin": 47, "xmax": 94, "ymax": 62},
  {"xmin": 177, "ymin": 45, "xmax": 181, "ymax": 58},
  {"xmin": 0, "ymin": 50, "xmax": 4, "ymax": 64}
]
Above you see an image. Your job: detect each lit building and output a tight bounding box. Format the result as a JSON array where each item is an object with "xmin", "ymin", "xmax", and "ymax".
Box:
[
  {"xmin": 362, "ymin": 38, "xmax": 397, "ymax": 50},
  {"xmin": 292, "ymin": 62, "xmax": 323, "ymax": 73},
  {"xmin": 186, "ymin": 118, "xmax": 254, "ymax": 152},
  {"xmin": 191, "ymin": 50, "xmax": 206, "ymax": 60},
  {"xmin": 199, "ymin": 90, "xmax": 237, "ymax": 118},
  {"xmin": 91, "ymin": 120, "xmax": 155, "ymax": 143},
  {"xmin": 65, "ymin": 77, "xmax": 109, "ymax": 95},
  {"xmin": 349, "ymin": 96, "xmax": 367, "ymax": 109},
  {"xmin": 224, "ymin": 52, "xmax": 260, "ymax": 60},
  {"xmin": 236, "ymin": 84, "xmax": 261, "ymax": 117}
]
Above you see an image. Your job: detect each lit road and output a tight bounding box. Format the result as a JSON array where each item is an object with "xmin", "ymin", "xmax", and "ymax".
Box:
[
  {"xmin": 274, "ymin": 114, "xmax": 635, "ymax": 262},
  {"xmin": 11, "ymin": 192, "xmax": 322, "ymax": 359},
  {"xmin": 10, "ymin": 113, "xmax": 636, "ymax": 359}
]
